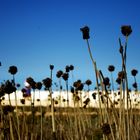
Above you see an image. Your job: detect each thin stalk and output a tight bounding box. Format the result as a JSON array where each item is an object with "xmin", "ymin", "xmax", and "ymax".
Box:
[
  {"xmin": 39, "ymin": 90, "xmax": 43, "ymax": 140},
  {"xmin": 66, "ymin": 80, "xmax": 69, "ymax": 107},
  {"xmin": 59, "ymin": 78, "xmax": 62, "ymax": 107},
  {"xmin": 86, "ymin": 39, "xmax": 103, "ymax": 123},
  {"xmin": 50, "ymin": 69, "xmax": 56, "ymax": 138},
  {"xmin": 98, "ymin": 72, "xmax": 115, "ymax": 140},
  {"xmin": 123, "ymin": 36, "xmax": 130, "ymax": 140},
  {"xmin": 9, "ymin": 113, "xmax": 14, "ymax": 140},
  {"xmin": 13, "ymin": 75, "xmax": 20, "ymax": 140},
  {"xmin": 31, "ymin": 89, "xmax": 35, "ymax": 135}
]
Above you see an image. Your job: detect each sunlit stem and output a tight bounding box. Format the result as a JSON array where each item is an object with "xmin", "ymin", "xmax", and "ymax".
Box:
[
  {"xmin": 86, "ymin": 39, "xmax": 103, "ymax": 123},
  {"xmin": 13, "ymin": 74, "xmax": 20, "ymax": 140},
  {"xmin": 39, "ymin": 90, "xmax": 43, "ymax": 140},
  {"xmin": 50, "ymin": 69, "xmax": 56, "ymax": 136},
  {"xmin": 59, "ymin": 78, "xmax": 62, "ymax": 107},
  {"xmin": 120, "ymin": 36, "xmax": 130, "ymax": 140},
  {"xmin": 111, "ymin": 72, "xmax": 114, "ymax": 92}
]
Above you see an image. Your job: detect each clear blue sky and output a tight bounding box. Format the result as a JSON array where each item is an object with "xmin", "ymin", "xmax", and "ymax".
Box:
[{"xmin": 0, "ymin": 0, "xmax": 140, "ymax": 90}]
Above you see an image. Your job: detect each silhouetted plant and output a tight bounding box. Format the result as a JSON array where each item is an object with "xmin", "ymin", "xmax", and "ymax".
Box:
[
  {"xmin": 8, "ymin": 65, "xmax": 18, "ymax": 76},
  {"xmin": 132, "ymin": 82, "xmax": 137, "ymax": 89},
  {"xmin": 108, "ymin": 65, "xmax": 115, "ymax": 72},
  {"xmin": 121, "ymin": 25, "xmax": 132, "ymax": 37},
  {"xmin": 69, "ymin": 65, "xmax": 74, "ymax": 71},
  {"xmin": 62, "ymin": 72, "xmax": 69, "ymax": 107},
  {"xmin": 56, "ymin": 70, "xmax": 63, "ymax": 78},
  {"xmin": 73, "ymin": 80, "xmax": 84, "ymax": 106},
  {"xmin": 80, "ymin": 25, "xmax": 102, "ymax": 121},
  {"xmin": 80, "ymin": 26, "xmax": 90, "ymax": 39},
  {"xmin": 119, "ymin": 25, "xmax": 132, "ymax": 140},
  {"xmin": 65, "ymin": 65, "xmax": 70, "ymax": 73},
  {"xmin": 73, "ymin": 80, "xmax": 84, "ymax": 91},
  {"xmin": 116, "ymin": 78, "xmax": 121, "ymax": 85},
  {"xmin": 131, "ymin": 69, "xmax": 138, "ymax": 77},
  {"xmin": 85, "ymin": 79, "xmax": 92, "ymax": 86},
  {"xmin": 26, "ymin": 77, "xmax": 36, "ymax": 89},
  {"xmin": 131, "ymin": 69, "xmax": 138, "ymax": 91},
  {"xmin": 108, "ymin": 65, "xmax": 115, "ymax": 92},
  {"xmin": 0, "ymin": 83, "xmax": 5, "ymax": 97},
  {"xmin": 56, "ymin": 70, "xmax": 63, "ymax": 107},
  {"xmin": 62, "ymin": 73, "xmax": 69, "ymax": 81},
  {"xmin": 35, "ymin": 82, "xmax": 42, "ymax": 90},
  {"xmin": 42, "ymin": 78, "xmax": 52, "ymax": 90},
  {"xmin": 103, "ymin": 77, "xmax": 110, "ymax": 86},
  {"xmin": 50, "ymin": 64, "xmax": 54, "ymax": 70},
  {"xmin": 4, "ymin": 80, "xmax": 16, "ymax": 94}
]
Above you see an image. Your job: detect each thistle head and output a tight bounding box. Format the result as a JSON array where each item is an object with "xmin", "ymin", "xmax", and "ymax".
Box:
[
  {"xmin": 131, "ymin": 69, "xmax": 138, "ymax": 77},
  {"xmin": 80, "ymin": 26, "xmax": 90, "ymax": 40},
  {"xmin": 121, "ymin": 25, "xmax": 132, "ymax": 37},
  {"xmin": 8, "ymin": 65, "xmax": 18, "ymax": 75}
]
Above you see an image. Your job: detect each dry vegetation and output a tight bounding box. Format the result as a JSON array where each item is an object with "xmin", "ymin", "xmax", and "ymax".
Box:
[{"xmin": 0, "ymin": 25, "xmax": 140, "ymax": 140}]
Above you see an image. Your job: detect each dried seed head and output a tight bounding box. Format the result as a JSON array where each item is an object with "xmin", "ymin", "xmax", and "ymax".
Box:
[
  {"xmin": 131, "ymin": 69, "xmax": 138, "ymax": 77},
  {"xmin": 80, "ymin": 26, "xmax": 90, "ymax": 40},
  {"xmin": 108, "ymin": 65, "xmax": 115, "ymax": 72},
  {"xmin": 121, "ymin": 25, "xmax": 132, "ymax": 37},
  {"xmin": 8, "ymin": 65, "xmax": 18, "ymax": 75}
]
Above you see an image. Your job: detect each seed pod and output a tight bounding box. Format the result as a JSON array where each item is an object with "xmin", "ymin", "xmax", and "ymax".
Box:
[
  {"xmin": 8, "ymin": 65, "xmax": 18, "ymax": 75},
  {"xmin": 121, "ymin": 25, "xmax": 132, "ymax": 37},
  {"xmin": 80, "ymin": 26, "xmax": 90, "ymax": 40},
  {"xmin": 85, "ymin": 79, "xmax": 92, "ymax": 86},
  {"xmin": 131, "ymin": 69, "xmax": 138, "ymax": 77},
  {"xmin": 108, "ymin": 65, "xmax": 115, "ymax": 72},
  {"xmin": 50, "ymin": 65, "xmax": 54, "ymax": 70}
]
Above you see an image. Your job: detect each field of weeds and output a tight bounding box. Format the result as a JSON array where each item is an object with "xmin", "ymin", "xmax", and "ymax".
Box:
[{"xmin": 0, "ymin": 25, "xmax": 140, "ymax": 140}]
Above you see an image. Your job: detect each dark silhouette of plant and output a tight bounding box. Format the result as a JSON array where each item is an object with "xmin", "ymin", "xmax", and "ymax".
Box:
[
  {"xmin": 62, "ymin": 72, "xmax": 69, "ymax": 107},
  {"xmin": 26, "ymin": 76, "xmax": 37, "ymax": 136},
  {"xmin": 73, "ymin": 80, "xmax": 84, "ymax": 107},
  {"xmin": 119, "ymin": 25, "xmax": 132, "ymax": 140},
  {"xmin": 50, "ymin": 64, "xmax": 54, "ymax": 70},
  {"xmin": 26, "ymin": 77, "xmax": 36, "ymax": 90},
  {"xmin": 80, "ymin": 26, "xmax": 90, "ymax": 39},
  {"xmin": 131, "ymin": 69, "xmax": 138, "ymax": 77},
  {"xmin": 0, "ymin": 83, "xmax": 5, "ymax": 98},
  {"xmin": 121, "ymin": 25, "xmax": 132, "ymax": 37},
  {"xmin": 42, "ymin": 78, "xmax": 52, "ymax": 90},
  {"xmin": 46, "ymin": 64, "xmax": 56, "ymax": 139},
  {"xmin": 56, "ymin": 70, "xmax": 63, "ymax": 107},
  {"xmin": 4, "ymin": 80, "xmax": 17, "ymax": 95},
  {"xmin": 85, "ymin": 79, "xmax": 92, "ymax": 88},
  {"xmin": 116, "ymin": 78, "xmax": 121, "ymax": 85},
  {"xmin": 80, "ymin": 25, "xmax": 102, "ymax": 119},
  {"xmin": 56, "ymin": 70, "xmax": 63, "ymax": 78},
  {"xmin": 131, "ymin": 69, "xmax": 138, "ymax": 91},
  {"xmin": 65, "ymin": 65, "xmax": 70, "ymax": 73},
  {"xmin": 8, "ymin": 65, "xmax": 18, "ymax": 75},
  {"xmin": 69, "ymin": 65, "xmax": 74, "ymax": 71},
  {"xmin": 108, "ymin": 65, "xmax": 115, "ymax": 92},
  {"xmin": 35, "ymin": 82, "xmax": 42, "ymax": 90},
  {"xmin": 35, "ymin": 81, "xmax": 43, "ymax": 139}
]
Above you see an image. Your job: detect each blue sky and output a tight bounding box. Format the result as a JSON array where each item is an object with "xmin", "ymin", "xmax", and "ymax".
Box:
[{"xmin": 0, "ymin": 0, "xmax": 140, "ymax": 90}]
